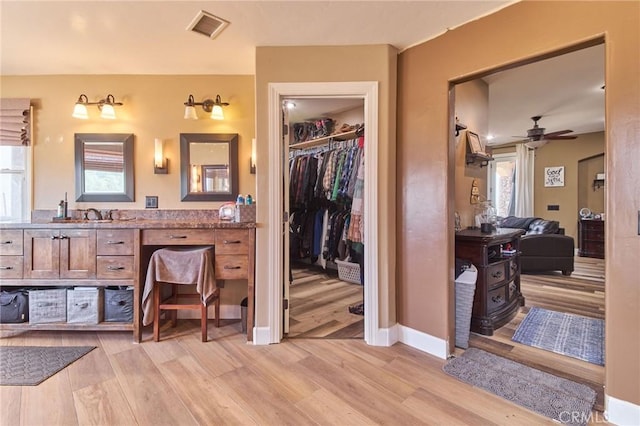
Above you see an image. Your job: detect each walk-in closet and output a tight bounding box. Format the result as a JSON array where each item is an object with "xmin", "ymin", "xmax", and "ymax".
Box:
[{"xmin": 285, "ymin": 98, "xmax": 366, "ymax": 338}]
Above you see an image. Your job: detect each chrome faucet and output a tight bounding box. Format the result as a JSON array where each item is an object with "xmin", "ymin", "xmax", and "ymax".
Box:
[{"xmin": 83, "ymin": 208, "xmax": 103, "ymax": 221}]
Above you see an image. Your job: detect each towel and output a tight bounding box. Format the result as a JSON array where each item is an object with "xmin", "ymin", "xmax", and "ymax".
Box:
[{"xmin": 142, "ymin": 246, "xmax": 216, "ymax": 326}]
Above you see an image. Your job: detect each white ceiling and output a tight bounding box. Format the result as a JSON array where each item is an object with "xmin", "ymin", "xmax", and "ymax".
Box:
[{"xmin": 0, "ymin": 1, "xmax": 604, "ymax": 143}]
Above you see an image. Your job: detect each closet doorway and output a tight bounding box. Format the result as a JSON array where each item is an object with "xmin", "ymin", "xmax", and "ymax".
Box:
[
  {"xmin": 266, "ymin": 81, "xmax": 380, "ymax": 345},
  {"xmin": 285, "ymin": 97, "xmax": 365, "ymax": 338}
]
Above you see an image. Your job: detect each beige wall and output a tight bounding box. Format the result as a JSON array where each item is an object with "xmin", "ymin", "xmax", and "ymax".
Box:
[
  {"xmin": 0, "ymin": 75, "xmax": 256, "ymax": 210},
  {"xmin": 1, "ymin": 74, "xmax": 256, "ymax": 307},
  {"xmin": 398, "ymin": 0, "xmax": 639, "ymax": 406},
  {"xmin": 454, "ymin": 80, "xmax": 489, "ymax": 229},
  {"xmin": 578, "ymin": 152, "xmax": 606, "ymax": 218},
  {"xmin": 534, "ymin": 132, "xmax": 605, "ymax": 240},
  {"xmin": 254, "ymin": 45, "xmax": 397, "ymax": 328}
]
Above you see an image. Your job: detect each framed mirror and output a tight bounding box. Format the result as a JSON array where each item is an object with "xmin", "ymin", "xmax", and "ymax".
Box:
[
  {"xmin": 75, "ymin": 133, "xmax": 134, "ymax": 202},
  {"xmin": 180, "ymin": 133, "xmax": 239, "ymax": 201}
]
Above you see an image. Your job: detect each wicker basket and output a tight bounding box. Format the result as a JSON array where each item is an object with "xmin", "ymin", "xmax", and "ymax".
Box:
[{"xmin": 335, "ymin": 259, "xmax": 362, "ymax": 285}]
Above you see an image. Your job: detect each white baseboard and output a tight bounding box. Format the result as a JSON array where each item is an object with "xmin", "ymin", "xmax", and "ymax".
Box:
[
  {"xmin": 606, "ymin": 394, "xmax": 640, "ymax": 425},
  {"xmin": 366, "ymin": 324, "xmax": 398, "ymax": 347},
  {"xmin": 397, "ymin": 324, "xmax": 448, "ymax": 359},
  {"xmin": 252, "ymin": 326, "xmax": 272, "ymax": 345}
]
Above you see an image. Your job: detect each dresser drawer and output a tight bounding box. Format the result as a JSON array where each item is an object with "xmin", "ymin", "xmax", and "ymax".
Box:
[
  {"xmin": 215, "ymin": 230, "xmax": 250, "ymax": 254},
  {"xmin": 486, "ymin": 262, "xmax": 507, "ymax": 286},
  {"xmin": 0, "ymin": 256, "xmax": 23, "ymax": 278},
  {"xmin": 142, "ymin": 229, "xmax": 215, "ymax": 245},
  {"xmin": 97, "ymin": 229, "xmax": 135, "ymax": 255},
  {"xmin": 508, "ymin": 259, "xmax": 518, "ymax": 279},
  {"xmin": 97, "ymin": 256, "xmax": 135, "ymax": 279},
  {"xmin": 487, "ymin": 286, "xmax": 507, "ymax": 312},
  {"xmin": 215, "ymin": 255, "xmax": 248, "ymax": 279},
  {"xmin": 0, "ymin": 230, "xmax": 23, "ymax": 255}
]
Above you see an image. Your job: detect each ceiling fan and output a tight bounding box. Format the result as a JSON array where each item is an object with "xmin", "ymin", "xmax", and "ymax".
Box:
[{"xmin": 515, "ymin": 115, "xmax": 577, "ymax": 148}]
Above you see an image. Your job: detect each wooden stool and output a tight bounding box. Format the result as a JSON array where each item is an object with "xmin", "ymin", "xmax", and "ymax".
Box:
[{"xmin": 148, "ymin": 247, "xmax": 219, "ymax": 342}]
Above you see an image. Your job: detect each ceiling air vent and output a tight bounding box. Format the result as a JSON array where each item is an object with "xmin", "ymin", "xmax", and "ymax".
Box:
[{"xmin": 186, "ymin": 10, "xmax": 229, "ymax": 40}]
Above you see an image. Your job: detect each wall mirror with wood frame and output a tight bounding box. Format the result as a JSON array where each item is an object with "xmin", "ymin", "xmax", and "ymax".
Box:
[
  {"xmin": 75, "ymin": 133, "xmax": 134, "ymax": 202},
  {"xmin": 180, "ymin": 133, "xmax": 239, "ymax": 201}
]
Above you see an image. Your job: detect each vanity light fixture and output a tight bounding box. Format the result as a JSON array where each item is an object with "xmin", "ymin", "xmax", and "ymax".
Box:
[
  {"xmin": 183, "ymin": 94, "xmax": 229, "ymax": 120},
  {"xmin": 154, "ymin": 138, "xmax": 168, "ymax": 174},
  {"xmin": 250, "ymin": 138, "xmax": 256, "ymax": 174},
  {"xmin": 72, "ymin": 94, "xmax": 123, "ymax": 119}
]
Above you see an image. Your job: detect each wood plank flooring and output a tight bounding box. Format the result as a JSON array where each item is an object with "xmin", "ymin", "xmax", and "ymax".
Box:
[
  {"xmin": 288, "ymin": 263, "xmax": 364, "ymax": 338},
  {"xmin": 468, "ymin": 256, "xmax": 606, "ymax": 411},
  {"xmin": 0, "ymin": 257, "xmax": 608, "ymax": 425},
  {"xmin": 2, "ymin": 324, "xmax": 579, "ymax": 426}
]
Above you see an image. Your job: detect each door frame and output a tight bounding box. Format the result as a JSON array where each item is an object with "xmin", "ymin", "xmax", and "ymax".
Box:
[{"xmin": 266, "ymin": 81, "xmax": 380, "ymax": 345}]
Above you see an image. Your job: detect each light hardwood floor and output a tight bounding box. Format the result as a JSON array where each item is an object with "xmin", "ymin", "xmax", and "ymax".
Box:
[
  {"xmin": 288, "ymin": 264, "xmax": 364, "ymax": 338},
  {"xmin": 0, "ymin": 257, "xmax": 607, "ymax": 426}
]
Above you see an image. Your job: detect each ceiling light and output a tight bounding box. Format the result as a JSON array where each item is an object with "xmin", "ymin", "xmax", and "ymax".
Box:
[
  {"xmin": 183, "ymin": 94, "xmax": 229, "ymax": 120},
  {"xmin": 72, "ymin": 93, "xmax": 123, "ymax": 119}
]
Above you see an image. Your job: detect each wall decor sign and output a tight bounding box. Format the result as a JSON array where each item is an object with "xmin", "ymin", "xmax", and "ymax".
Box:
[{"xmin": 544, "ymin": 166, "xmax": 565, "ymax": 187}]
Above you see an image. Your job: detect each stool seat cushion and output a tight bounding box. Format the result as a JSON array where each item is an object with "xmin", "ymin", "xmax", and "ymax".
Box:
[{"xmin": 142, "ymin": 246, "xmax": 215, "ymax": 325}]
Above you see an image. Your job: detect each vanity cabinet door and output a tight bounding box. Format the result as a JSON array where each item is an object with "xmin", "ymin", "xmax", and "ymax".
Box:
[
  {"xmin": 24, "ymin": 229, "xmax": 96, "ymax": 279},
  {"xmin": 24, "ymin": 229, "xmax": 60, "ymax": 279},
  {"xmin": 59, "ymin": 229, "xmax": 96, "ymax": 279}
]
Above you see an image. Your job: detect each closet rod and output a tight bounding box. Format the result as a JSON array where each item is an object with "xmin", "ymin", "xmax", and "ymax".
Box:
[{"xmin": 288, "ymin": 128, "xmax": 360, "ymax": 150}]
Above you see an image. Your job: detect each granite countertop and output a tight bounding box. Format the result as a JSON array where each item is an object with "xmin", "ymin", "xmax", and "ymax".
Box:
[{"xmin": 0, "ymin": 209, "xmax": 256, "ymax": 230}]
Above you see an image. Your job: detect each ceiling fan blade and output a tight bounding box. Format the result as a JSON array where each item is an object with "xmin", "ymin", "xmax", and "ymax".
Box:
[
  {"xmin": 544, "ymin": 129, "xmax": 573, "ymax": 138},
  {"xmin": 546, "ymin": 135, "xmax": 577, "ymax": 140}
]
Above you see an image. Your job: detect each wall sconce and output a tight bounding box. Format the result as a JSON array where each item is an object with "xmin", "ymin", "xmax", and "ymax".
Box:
[
  {"xmin": 250, "ymin": 138, "xmax": 256, "ymax": 174},
  {"xmin": 183, "ymin": 94, "xmax": 229, "ymax": 120},
  {"xmin": 72, "ymin": 94, "xmax": 123, "ymax": 119},
  {"xmin": 154, "ymin": 138, "xmax": 168, "ymax": 174}
]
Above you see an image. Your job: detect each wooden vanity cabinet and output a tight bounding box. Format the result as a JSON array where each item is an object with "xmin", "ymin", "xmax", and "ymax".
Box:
[
  {"xmin": 0, "ymin": 229, "xmax": 24, "ymax": 279},
  {"xmin": 24, "ymin": 229, "xmax": 96, "ymax": 279}
]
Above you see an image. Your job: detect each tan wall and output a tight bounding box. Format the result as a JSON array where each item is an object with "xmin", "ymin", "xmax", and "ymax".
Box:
[
  {"xmin": 578, "ymin": 152, "xmax": 606, "ymax": 220},
  {"xmin": 255, "ymin": 45, "xmax": 397, "ymax": 328},
  {"xmin": 534, "ymin": 132, "xmax": 605, "ymax": 240},
  {"xmin": 454, "ymin": 80, "xmax": 489, "ymax": 229},
  {"xmin": 398, "ymin": 0, "xmax": 639, "ymax": 405},
  {"xmin": 1, "ymin": 74, "xmax": 256, "ymax": 307}
]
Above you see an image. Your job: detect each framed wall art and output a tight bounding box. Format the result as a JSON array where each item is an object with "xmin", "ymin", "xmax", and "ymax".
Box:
[
  {"xmin": 466, "ymin": 131, "xmax": 485, "ymax": 155},
  {"xmin": 544, "ymin": 166, "xmax": 565, "ymax": 187}
]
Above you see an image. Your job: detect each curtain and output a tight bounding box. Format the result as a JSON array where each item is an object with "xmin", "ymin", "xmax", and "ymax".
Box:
[
  {"xmin": 515, "ymin": 144, "xmax": 534, "ymax": 217},
  {"xmin": 0, "ymin": 98, "xmax": 31, "ymax": 146}
]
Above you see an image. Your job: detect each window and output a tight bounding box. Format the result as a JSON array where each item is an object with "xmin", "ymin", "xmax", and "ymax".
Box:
[
  {"xmin": 0, "ymin": 145, "xmax": 31, "ymax": 221},
  {"xmin": 488, "ymin": 153, "xmax": 516, "ymax": 218}
]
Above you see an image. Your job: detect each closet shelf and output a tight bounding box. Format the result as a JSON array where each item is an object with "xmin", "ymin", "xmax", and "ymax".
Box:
[{"xmin": 289, "ymin": 129, "xmax": 359, "ymax": 150}]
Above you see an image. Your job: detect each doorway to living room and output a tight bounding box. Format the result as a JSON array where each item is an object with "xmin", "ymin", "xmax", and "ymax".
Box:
[{"xmin": 452, "ymin": 39, "xmax": 606, "ymax": 408}]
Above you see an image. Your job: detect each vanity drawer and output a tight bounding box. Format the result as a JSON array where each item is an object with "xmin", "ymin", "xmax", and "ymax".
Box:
[
  {"xmin": 97, "ymin": 229, "xmax": 135, "ymax": 255},
  {"xmin": 142, "ymin": 229, "xmax": 215, "ymax": 245},
  {"xmin": 214, "ymin": 230, "xmax": 250, "ymax": 254},
  {"xmin": 486, "ymin": 262, "xmax": 507, "ymax": 286},
  {"xmin": 215, "ymin": 255, "xmax": 248, "ymax": 279},
  {"xmin": 97, "ymin": 256, "xmax": 135, "ymax": 279},
  {"xmin": 0, "ymin": 230, "xmax": 23, "ymax": 255},
  {"xmin": 0, "ymin": 256, "xmax": 23, "ymax": 279},
  {"xmin": 487, "ymin": 285, "xmax": 507, "ymax": 312}
]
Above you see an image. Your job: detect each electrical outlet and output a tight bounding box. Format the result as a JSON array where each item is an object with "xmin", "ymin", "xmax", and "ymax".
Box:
[
  {"xmin": 547, "ymin": 205, "xmax": 559, "ymax": 211},
  {"xmin": 145, "ymin": 196, "xmax": 158, "ymax": 209}
]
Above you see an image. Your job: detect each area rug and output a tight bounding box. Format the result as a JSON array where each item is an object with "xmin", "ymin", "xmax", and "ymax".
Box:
[
  {"xmin": 512, "ymin": 307, "xmax": 604, "ymax": 366},
  {"xmin": 444, "ymin": 348, "xmax": 596, "ymax": 425},
  {"xmin": 0, "ymin": 346, "xmax": 95, "ymax": 386}
]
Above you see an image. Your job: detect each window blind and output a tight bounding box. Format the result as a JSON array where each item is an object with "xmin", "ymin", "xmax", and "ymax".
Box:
[{"xmin": 0, "ymin": 98, "xmax": 31, "ymax": 146}]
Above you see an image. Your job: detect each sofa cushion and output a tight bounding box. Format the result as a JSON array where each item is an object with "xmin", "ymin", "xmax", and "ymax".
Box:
[
  {"xmin": 498, "ymin": 216, "xmax": 539, "ymax": 230},
  {"xmin": 527, "ymin": 219, "xmax": 560, "ymax": 235}
]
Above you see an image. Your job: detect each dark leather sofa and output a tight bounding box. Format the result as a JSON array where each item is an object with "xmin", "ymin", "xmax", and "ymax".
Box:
[{"xmin": 498, "ymin": 216, "xmax": 574, "ymax": 276}]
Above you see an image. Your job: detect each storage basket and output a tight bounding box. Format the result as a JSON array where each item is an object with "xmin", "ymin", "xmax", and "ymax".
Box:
[
  {"xmin": 104, "ymin": 288, "xmax": 134, "ymax": 322},
  {"xmin": 67, "ymin": 288, "xmax": 104, "ymax": 324},
  {"xmin": 454, "ymin": 264, "xmax": 478, "ymax": 349},
  {"xmin": 335, "ymin": 259, "xmax": 362, "ymax": 285},
  {"xmin": 29, "ymin": 289, "xmax": 66, "ymax": 324}
]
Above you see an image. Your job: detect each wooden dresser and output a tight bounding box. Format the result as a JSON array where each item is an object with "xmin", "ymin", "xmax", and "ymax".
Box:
[
  {"xmin": 578, "ymin": 219, "xmax": 605, "ymax": 259},
  {"xmin": 455, "ymin": 228, "xmax": 525, "ymax": 336},
  {"xmin": 0, "ymin": 220, "xmax": 256, "ymax": 343}
]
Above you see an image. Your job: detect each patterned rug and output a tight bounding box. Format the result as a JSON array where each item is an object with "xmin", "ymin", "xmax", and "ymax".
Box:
[
  {"xmin": 444, "ymin": 348, "xmax": 596, "ymax": 425},
  {"xmin": 0, "ymin": 346, "xmax": 95, "ymax": 386},
  {"xmin": 512, "ymin": 307, "xmax": 604, "ymax": 366}
]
